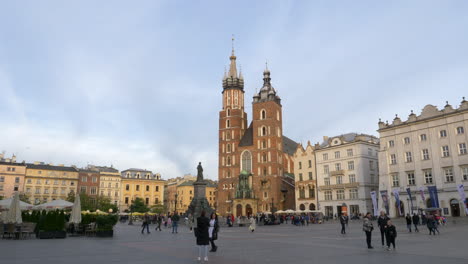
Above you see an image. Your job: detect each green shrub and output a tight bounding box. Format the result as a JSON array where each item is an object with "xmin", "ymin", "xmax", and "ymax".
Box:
[{"xmin": 96, "ymin": 215, "xmax": 118, "ymax": 231}]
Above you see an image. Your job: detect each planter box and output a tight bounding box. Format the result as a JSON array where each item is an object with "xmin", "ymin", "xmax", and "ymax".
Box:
[
  {"xmin": 54, "ymin": 231, "xmax": 67, "ymax": 239},
  {"xmin": 96, "ymin": 230, "xmax": 114, "ymax": 237},
  {"xmin": 38, "ymin": 231, "xmax": 55, "ymax": 239},
  {"xmin": 38, "ymin": 231, "xmax": 67, "ymax": 239}
]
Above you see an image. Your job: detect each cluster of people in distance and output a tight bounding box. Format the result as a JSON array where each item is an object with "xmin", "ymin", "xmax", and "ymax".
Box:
[
  {"xmin": 363, "ymin": 211, "xmax": 443, "ymax": 250},
  {"xmin": 140, "ymin": 212, "xmax": 181, "ymax": 234}
]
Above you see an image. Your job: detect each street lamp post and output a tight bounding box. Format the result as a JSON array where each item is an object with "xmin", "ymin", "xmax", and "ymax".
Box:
[
  {"xmin": 129, "ymin": 202, "xmax": 134, "ymax": 225},
  {"xmin": 175, "ymin": 193, "xmax": 178, "ymax": 213},
  {"xmin": 407, "ymin": 198, "xmax": 411, "ymax": 215}
]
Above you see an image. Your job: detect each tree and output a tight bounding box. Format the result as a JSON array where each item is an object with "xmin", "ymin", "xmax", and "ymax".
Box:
[
  {"xmin": 131, "ymin": 197, "xmax": 149, "ymax": 213},
  {"xmin": 96, "ymin": 195, "xmax": 118, "ymax": 213},
  {"xmin": 150, "ymin": 202, "xmax": 166, "ymax": 214},
  {"xmin": 19, "ymin": 193, "xmax": 31, "ymax": 204},
  {"xmin": 66, "ymin": 191, "xmax": 75, "ymax": 202}
]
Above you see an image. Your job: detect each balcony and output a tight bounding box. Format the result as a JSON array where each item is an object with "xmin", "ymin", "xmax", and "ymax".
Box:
[{"xmin": 330, "ymin": 170, "xmax": 345, "ymax": 176}]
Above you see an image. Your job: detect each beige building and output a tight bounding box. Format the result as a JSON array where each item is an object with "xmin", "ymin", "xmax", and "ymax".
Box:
[
  {"xmin": 378, "ymin": 99, "xmax": 468, "ymax": 217},
  {"xmin": 120, "ymin": 168, "xmax": 165, "ymax": 212},
  {"xmin": 316, "ymin": 134, "xmax": 379, "ymax": 217},
  {"xmin": 89, "ymin": 165, "xmax": 122, "ymax": 207},
  {"xmin": 293, "ymin": 142, "xmax": 318, "ymax": 212},
  {"xmin": 24, "ymin": 163, "xmax": 79, "ymax": 205},
  {"xmin": 165, "ymin": 174, "xmax": 196, "ymax": 213},
  {"xmin": 0, "ymin": 155, "xmax": 26, "ymax": 199}
]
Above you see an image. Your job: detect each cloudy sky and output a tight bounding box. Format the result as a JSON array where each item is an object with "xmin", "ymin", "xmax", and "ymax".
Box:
[{"xmin": 1, "ymin": 1, "xmax": 467, "ymax": 180}]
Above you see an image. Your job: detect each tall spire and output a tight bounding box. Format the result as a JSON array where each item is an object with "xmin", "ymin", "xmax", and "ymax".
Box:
[{"xmin": 228, "ymin": 34, "xmax": 238, "ymax": 78}]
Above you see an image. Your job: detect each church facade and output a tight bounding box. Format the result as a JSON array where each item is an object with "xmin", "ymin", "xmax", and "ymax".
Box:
[{"xmin": 217, "ymin": 47, "xmax": 297, "ymax": 216}]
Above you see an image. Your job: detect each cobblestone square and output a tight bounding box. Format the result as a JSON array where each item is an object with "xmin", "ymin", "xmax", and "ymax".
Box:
[{"xmin": 2, "ymin": 219, "xmax": 467, "ymax": 264}]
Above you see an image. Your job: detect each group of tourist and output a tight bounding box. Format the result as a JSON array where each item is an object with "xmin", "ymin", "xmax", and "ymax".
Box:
[
  {"xmin": 140, "ymin": 212, "xmax": 181, "ymax": 234},
  {"xmin": 362, "ymin": 211, "xmax": 443, "ymax": 251}
]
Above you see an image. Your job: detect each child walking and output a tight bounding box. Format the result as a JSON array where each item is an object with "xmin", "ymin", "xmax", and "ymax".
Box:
[{"xmin": 385, "ymin": 220, "xmax": 397, "ymax": 250}]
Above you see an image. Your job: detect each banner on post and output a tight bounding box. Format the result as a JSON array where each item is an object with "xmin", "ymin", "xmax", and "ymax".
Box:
[
  {"xmin": 419, "ymin": 186, "xmax": 426, "ymax": 204},
  {"xmin": 370, "ymin": 191, "xmax": 378, "ymax": 216},
  {"xmin": 456, "ymin": 184, "xmax": 468, "ymax": 215},
  {"xmin": 380, "ymin": 190, "xmax": 389, "ymax": 215},
  {"xmin": 392, "ymin": 188, "xmax": 402, "ymax": 215},
  {"xmin": 406, "ymin": 188, "xmax": 414, "ymax": 214},
  {"xmin": 427, "ymin": 186, "xmax": 440, "ymax": 208}
]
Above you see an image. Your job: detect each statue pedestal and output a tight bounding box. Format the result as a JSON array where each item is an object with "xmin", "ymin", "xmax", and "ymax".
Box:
[{"xmin": 187, "ymin": 180, "xmax": 213, "ymax": 219}]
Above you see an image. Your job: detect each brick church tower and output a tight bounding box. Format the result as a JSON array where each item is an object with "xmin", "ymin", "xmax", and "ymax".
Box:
[{"xmin": 217, "ymin": 47, "xmax": 297, "ymax": 216}]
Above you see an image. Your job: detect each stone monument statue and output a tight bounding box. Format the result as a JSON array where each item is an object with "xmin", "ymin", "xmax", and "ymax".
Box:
[{"xmin": 186, "ymin": 162, "xmax": 213, "ymax": 219}]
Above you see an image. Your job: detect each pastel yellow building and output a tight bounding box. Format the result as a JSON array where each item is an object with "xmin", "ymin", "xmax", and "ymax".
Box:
[
  {"xmin": 175, "ymin": 180, "xmax": 217, "ymax": 213},
  {"xmin": 0, "ymin": 155, "xmax": 26, "ymax": 199},
  {"xmin": 120, "ymin": 168, "xmax": 165, "ymax": 212},
  {"xmin": 24, "ymin": 163, "xmax": 79, "ymax": 205}
]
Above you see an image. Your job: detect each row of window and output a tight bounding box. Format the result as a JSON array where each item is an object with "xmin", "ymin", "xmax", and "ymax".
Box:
[
  {"xmin": 80, "ymin": 186, "xmax": 98, "ymax": 195},
  {"xmin": 391, "ymin": 167, "xmax": 468, "ymax": 187},
  {"xmin": 124, "ymin": 197, "xmax": 159, "ymax": 205},
  {"xmin": 34, "ymin": 171, "xmax": 68, "ymax": 176},
  {"xmin": 323, "ymin": 189, "xmax": 359, "ymax": 200},
  {"xmin": 26, "ymin": 188, "xmax": 69, "ymax": 195},
  {"xmin": 389, "ymin": 143, "xmax": 467, "ymax": 164},
  {"xmin": 0, "ymin": 185, "xmax": 19, "ymax": 191},
  {"xmin": 100, "ymin": 190, "xmax": 119, "ymax": 197},
  {"xmin": 298, "ymin": 187, "xmax": 315, "ymax": 199},
  {"xmin": 322, "ymin": 160, "xmax": 376, "ymax": 173},
  {"xmin": 80, "ymin": 176, "xmax": 98, "ymax": 183},
  {"xmin": 100, "ymin": 182, "xmax": 119, "ymax": 188},
  {"xmin": 321, "ymin": 148, "xmax": 376, "ymax": 161},
  {"xmin": 388, "ymin": 127, "xmax": 465, "ymax": 147},
  {"xmin": 0, "ymin": 176, "xmax": 21, "ymax": 183},
  {"xmin": 297, "ymin": 160, "xmax": 313, "ymax": 170},
  {"xmin": 124, "ymin": 173, "xmax": 160, "ymax": 180},
  {"xmin": 124, "ymin": 184, "xmax": 160, "ymax": 192},
  {"xmin": 222, "ymin": 183, "xmax": 235, "ymax": 190},
  {"xmin": 5, "ymin": 167, "xmax": 17, "ymax": 172},
  {"xmin": 26, "ymin": 179, "xmax": 75, "ymax": 186},
  {"xmin": 298, "ymin": 172, "xmax": 314, "ymax": 181}
]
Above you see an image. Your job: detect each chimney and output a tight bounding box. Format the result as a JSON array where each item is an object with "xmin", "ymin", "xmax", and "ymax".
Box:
[
  {"xmin": 12, "ymin": 155, "xmax": 16, "ymax": 163},
  {"xmin": 323, "ymin": 136, "xmax": 329, "ymax": 142},
  {"xmin": 58, "ymin": 164, "xmax": 64, "ymax": 167},
  {"xmin": 34, "ymin": 161, "xmax": 41, "ymax": 165}
]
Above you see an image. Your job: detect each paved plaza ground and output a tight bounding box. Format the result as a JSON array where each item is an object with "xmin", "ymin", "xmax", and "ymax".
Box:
[{"xmin": 2, "ymin": 218, "xmax": 468, "ymax": 264}]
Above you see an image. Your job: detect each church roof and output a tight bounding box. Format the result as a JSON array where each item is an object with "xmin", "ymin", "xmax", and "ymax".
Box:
[
  {"xmin": 282, "ymin": 136, "xmax": 299, "ymax": 156},
  {"xmin": 239, "ymin": 123, "xmax": 254, "ymax": 147}
]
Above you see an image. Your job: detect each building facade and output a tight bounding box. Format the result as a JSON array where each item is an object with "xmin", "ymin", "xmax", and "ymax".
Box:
[
  {"xmin": 165, "ymin": 174, "xmax": 196, "ymax": 213},
  {"xmin": 316, "ymin": 134, "xmax": 379, "ymax": 217},
  {"xmin": 78, "ymin": 169, "xmax": 100, "ymax": 201},
  {"xmin": 176, "ymin": 180, "xmax": 217, "ymax": 214},
  {"xmin": 91, "ymin": 166, "xmax": 121, "ymax": 207},
  {"xmin": 0, "ymin": 155, "xmax": 26, "ymax": 199},
  {"xmin": 24, "ymin": 163, "xmax": 79, "ymax": 205},
  {"xmin": 217, "ymin": 48, "xmax": 297, "ymax": 216},
  {"xmin": 120, "ymin": 169, "xmax": 164, "ymax": 211},
  {"xmin": 293, "ymin": 142, "xmax": 318, "ymax": 212},
  {"xmin": 378, "ymin": 99, "xmax": 468, "ymax": 217}
]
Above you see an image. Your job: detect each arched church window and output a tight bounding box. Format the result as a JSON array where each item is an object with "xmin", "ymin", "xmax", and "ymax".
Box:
[
  {"xmin": 241, "ymin": 151, "xmax": 252, "ymax": 173},
  {"xmin": 262, "ymin": 140, "xmax": 267, "ymax": 149},
  {"xmin": 261, "ymin": 109, "xmax": 266, "ymax": 120},
  {"xmin": 227, "ymin": 144, "xmax": 231, "ymax": 153},
  {"xmin": 227, "ymin": 170, "xmax": 231, "ymax": 178},
  {"xmin": 263, "ymin": 167, "xmax": 267, "ymax": 176},
  {"xmin": 263, "ymin": 153, "xmax": 267, "ymax": 162},
  {"xmin": 227, "ymin": 108, "xmax": 230, "ymax": 116},
  {"xmin": 226, "ymin": 131, "xmax": 231, "ymax": 140},
  {"xmin": 226, "ymin": 120, "xmax": 230, "ymax": 128},
  {"xmin": 227, "ymin": 156, "xmax": 231, "ymax": 166},
  {"xmin": 262, "ymin": 126, "xmax": 267, "ymax": 136}
]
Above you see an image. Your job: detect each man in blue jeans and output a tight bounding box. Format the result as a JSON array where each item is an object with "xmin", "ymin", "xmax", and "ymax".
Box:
[{"xmin": 172, "ymin": 212, "xmax": 180, "ymax": 234}]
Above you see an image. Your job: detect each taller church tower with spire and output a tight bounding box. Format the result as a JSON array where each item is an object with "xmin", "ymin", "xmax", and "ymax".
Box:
[{"xmin": 217, "ymin": 44, "xmax": 297, "ymax": 217}]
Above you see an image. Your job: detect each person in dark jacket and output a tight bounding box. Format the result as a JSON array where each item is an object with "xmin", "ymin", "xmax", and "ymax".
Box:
[
  {"xmin": 141, "ymin": 213, "xmax": 150, "ymax": 234},
  {"xmin": 377, "ymin": 211, "xmax": 390, "ymax": 247},
  {"xmin": 385, "ymin": 220, "xmax": 397, "ymax": 250},
  {"xmin": 155, "ymin": 215, "xmax": 162, "ymax": 231},
  {"xmin": 209, "ymin": 212, "xmax": 220, "ymax": 252},
  {"xmin": 340, "ymin": 214, "xmax": 347, "ymax": 234},
  {"xmin": 172, "ymin": 212, "xmax": 180, "ymax": 234},
  {"xmin": 405, "ymin": 214, "xmax": 412, "ymax": 232},
  {"xmin": 196, "ymin": 211, "xmax": 210, "ymax": 261},
  {"xmin": 362, "ymin": 212, "xmax": 374, "ymax": 249},
  {"xmin": 412, "ymin": 213, "xmax": 419, "ymax": 232},
  {"xmin": 427, "ymin": 215, "xmax": 435, "ymax": 235}
]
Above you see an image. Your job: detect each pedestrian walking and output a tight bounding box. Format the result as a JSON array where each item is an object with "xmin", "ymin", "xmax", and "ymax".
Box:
[
  {"xmin": 209, "ymin": 213, "xmax": 219, "ymax": 252},
  {"xmin": 167, "ymin": 215, "xmax": 172, "ymax": 228},
  {"xmin": 188, "ymin": 214, "xmax": 194, "ymax": 232},
  {"xmin": 195, "ymin": 211, "xmax": 210, "ymax": 262},
  {"xmin": 172, "ymin": 212, "xmax": 180, "ymax": 234},
  {"xmin": 385, "ymin": 220, "xmax": 397, "ymax": 250},
  {"xmin": 155, "ymin": 215, "xmax": 162, "ymax": 231},
  {"xmin": 377, "ymin": 211, "xmax": 390, "ymax": 247},
  {"xmin": 412, "ymin": 213, "xmax": 420, "ymax": 232},
  {"xmin": 249, "ymin": 216, "xmax": 256, "ymax": 232},
  {"xmin": 340, "ymin": 214, "xmax": 347, "ymax": 234},
  {"xmin": 432, "ymin": 216, "xmax": 440, "ymax": 235},
  {"xmin": 141, "ymin": 213, "xmax": 150, "ymax": 234},
  {"xmin": 362, "ymin": 212, "xmax": 374, "ymax": 249},
  {"xmin": 427, "ymin": 215, "xmax": 435, "ymax": 235},
  {"xmin": 405, "ymin": 214, "xmax": 412, "ymax": 232}
]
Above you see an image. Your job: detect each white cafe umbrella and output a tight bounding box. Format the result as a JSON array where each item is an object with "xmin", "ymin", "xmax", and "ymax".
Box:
[
  {"xmin": 34, "ymin": 199, "xmax": 73, "ymax": 210},
  {"xmin": 0, "ymin": 197, "xmax": 33, "ymax": 211},
  {"xmin": 285, "ymin": 209, "xmax": 295, "ymax": 214},
  {"xmin": 69, "ymin": 194, "xmax": 82, "ymax": 224},
  {"xmin": 5, "ymin": 192, "xmax": 22, "ymax": 224}
]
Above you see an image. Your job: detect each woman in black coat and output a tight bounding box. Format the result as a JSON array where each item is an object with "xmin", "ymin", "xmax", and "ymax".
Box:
[{"xmin": 196, "ymin": 211, "xmax": 210, "ymax": 261}]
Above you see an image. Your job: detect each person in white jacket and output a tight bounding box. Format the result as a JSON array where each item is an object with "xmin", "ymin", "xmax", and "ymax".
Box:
[{"xmin": 249, "ymin": 216, "xmax": 256, "ymax": 232}]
